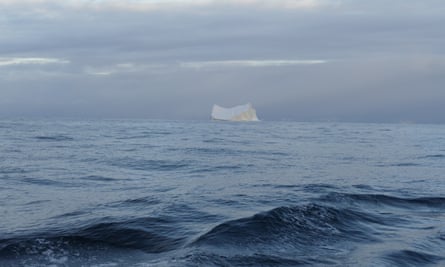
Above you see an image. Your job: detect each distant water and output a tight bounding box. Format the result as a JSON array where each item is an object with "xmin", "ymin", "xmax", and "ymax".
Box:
[{"xmin": 1, "ymin": 119, "xmax": 445, "ymax": 266}]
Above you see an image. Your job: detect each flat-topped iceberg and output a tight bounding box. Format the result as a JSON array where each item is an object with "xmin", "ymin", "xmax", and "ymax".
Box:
[{"xmin": 211, "ymin": 103, "xmax": 259, "ymax": 121}]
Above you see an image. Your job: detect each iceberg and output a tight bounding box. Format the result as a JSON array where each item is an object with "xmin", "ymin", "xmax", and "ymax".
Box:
[{"xmin": 211, "ymin": 103, "xmax": 259, "ymax": 121}]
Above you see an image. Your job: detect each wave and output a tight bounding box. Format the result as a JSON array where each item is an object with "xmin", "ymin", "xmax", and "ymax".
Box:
[
  {"xmin": 0, "ymin": 167, "xmax": 29, "ymax": 175},
  {"xmin": 193, "ymin": 203, "xmax": 381, "ymax": 250},
  {"xmin": 79, "ymin": 175, "xmax": 120, "ymax": 182},
  {"xmin": 321, "ymin": 192, "xmax": 445, "ymax": 209},
  {"xmin": 20, "ymin": 177, "xmax": 78, "ymax": 187},
  {"xmin": 421, "ymin": 154, "xmax": 445, "ymax": 159},
  {"xmin": 440, "ymin": 231, "xmax": 445, "ymax": 241},
  {"xmin": 108, "ymin": 158, "xmax": 191, "ymax": 171},
  {"xmin": 188, "ymin": 200, "xmax": 445, "ymax": 266},
  {"xmin": 115, "ymin": 131, "xmax": 172, "ymax": 140},
  {"xmin": 183, "ymin": 252, "xmax": 314, "ymax": 266},
  {"xmin": 120, "ymin": 196, "xmax": 162, "ymax": 205},
  {"xmin": 0, "ymin": 217, "xmax": 186, "ymax": 260},
  {"xmin": 34, "ymin": 135, "xmax": 74, "ymax": 141},
  {"xmin": 183, "ymin": 147, "xmax": 241, "ymax": 155},
  {"xmin": 384, "ymin": 250, "xmax": 444, "ymax": 266},
  {"xmin": 376, "ymin": 162, "xmax": 422, "ymax": 167},
  {"xmin": 303, "ymin": 183, "xmax": 340, "ymax": 193}
]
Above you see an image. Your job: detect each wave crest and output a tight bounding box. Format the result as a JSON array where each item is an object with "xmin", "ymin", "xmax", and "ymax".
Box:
[{"xmin": 194, "ymin": 203, "xmax": 380, "ymax": 249}]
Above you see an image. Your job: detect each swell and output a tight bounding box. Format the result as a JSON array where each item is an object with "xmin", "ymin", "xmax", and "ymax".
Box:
[
  {"xmin": 420, "ymin": 154, "xmax": 445, "ymax": 159},
  {"xmin": 384, "ymin": 249, "xmax": 445, "ymax": 266},
  {"xmin": 193, "ymin": 203, "xmax": 382, "ymax": 249},
  {"xmin": 184, "ymin": 252, "xmax": 316, "ymax": 266},
  {"xmin": 321, "ymin": 192, "xmax": 445, "ymax": 209},
  {"xmin": 20, "ymin": 177, "xmax": 78, "ymax": 187},
  {"xmin": 189, "ymin": 200, "xmax": 445, "ymax": 265},
  {"xmin": 107, "ymin": 158, "xmax": 191, "ymax": 171},
  {"xmin": 34, "ymin": 135, "xmax": 74, "ymax": 141},
  {"xmin": 115, "ymin": 130, "xmax": 172, "ymax": 140},
  {"xmin": 0, "ymin": 167, "xmax": 30, "ymax": 175},
  {"xmin": 0, "ymin": 217, "xmax": 186, "ymax": 258}
]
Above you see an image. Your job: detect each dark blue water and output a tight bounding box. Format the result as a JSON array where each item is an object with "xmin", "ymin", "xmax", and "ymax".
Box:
[{"xmin": 1, "ymin": 119, "xmax": 445, "ymax": 266}]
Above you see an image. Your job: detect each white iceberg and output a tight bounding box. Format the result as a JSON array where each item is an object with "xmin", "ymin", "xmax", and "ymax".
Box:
[{"xmin": 211, "ymin": 103, "xmax": 259, "ymax": 121}]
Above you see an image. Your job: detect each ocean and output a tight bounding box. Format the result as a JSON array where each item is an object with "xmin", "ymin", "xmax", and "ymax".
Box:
[{"xmin": 1, "ymin": 119, "xmax": 444, "ymax": 266}]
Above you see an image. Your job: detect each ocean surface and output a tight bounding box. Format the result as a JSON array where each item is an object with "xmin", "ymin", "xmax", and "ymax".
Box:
[{"xmin": 1, "ymin": 119, "xmax": 445, "ymax": 266}]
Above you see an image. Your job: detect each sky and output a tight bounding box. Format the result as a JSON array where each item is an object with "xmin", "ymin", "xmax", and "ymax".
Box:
[{"xmin": 1, "ymin": 0, "xmax": 445, "ymax": 122}]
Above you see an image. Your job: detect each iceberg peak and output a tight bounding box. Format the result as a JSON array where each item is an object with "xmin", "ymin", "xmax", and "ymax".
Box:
[{"xmin": 211, "ymin": 103, "xmax": 259, "ymax": 121}]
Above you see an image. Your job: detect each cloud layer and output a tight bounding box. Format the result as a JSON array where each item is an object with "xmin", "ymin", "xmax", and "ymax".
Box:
[
  {"xmin": 0, "ymin": 57, "xmax": 69, "ymax": 66},
  {"xmin": 0, "ymin": 0, "xmax": 328, "ymax": 11}
]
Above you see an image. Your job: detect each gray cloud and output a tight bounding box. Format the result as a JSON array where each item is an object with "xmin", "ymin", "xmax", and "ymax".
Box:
[{"xmin": 1, "ymin": 0, "xmax": 445, "ymax": 122}]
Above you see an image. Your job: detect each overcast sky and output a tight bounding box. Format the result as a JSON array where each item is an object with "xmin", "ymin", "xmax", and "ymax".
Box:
[{"xmin": 1, "ymin": 0, "xmax": 445, "ymax": 122}]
